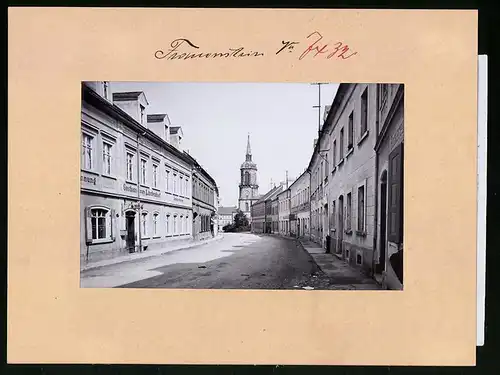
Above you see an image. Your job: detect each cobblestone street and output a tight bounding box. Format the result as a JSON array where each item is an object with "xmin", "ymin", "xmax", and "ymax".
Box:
[{"xmin": 81, "ymin": 233, "xmax": 380, "ymax": 290}]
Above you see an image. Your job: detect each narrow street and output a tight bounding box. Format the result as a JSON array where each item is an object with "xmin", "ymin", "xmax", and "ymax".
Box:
[{"xmin": 81, "ymin": 233, "xmax": 364, "ymax": 289}]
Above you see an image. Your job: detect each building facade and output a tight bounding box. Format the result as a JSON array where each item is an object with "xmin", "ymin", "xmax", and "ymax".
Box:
[
  {"xmin": 81, "ymin": 82, "xmax": 196, "ymax": 266},
  {"xmin": 277, "ymin": 188, "xmax": 291, "ymax": 236},
  {"xmin": 250, "ymin": 184, "xmax": 283, "ymax": 234},
  {"xmin": 218, "ymin": 206, "xmax": 237, "ymax": 231},
  {"xmin": 238, "ymin": 135, "xmax": 260, "ymax": 221},
  {"xmin": 270, "ymin": 196, "xmax": 279, "ymax": 233},
  {"xmin": 309, "ymin": 83, "xmax": 379, "ymax": 274},
  {"xmin": 185, "ymin": 153, "xmax": 219, "ymax": 241},
  {"xmin": 289, "ymin": 171, "xmax": 310, "ymax": 238},
  {"xmin": 374, "ymin": 84, "xmax": 404, "ymax": 289}
]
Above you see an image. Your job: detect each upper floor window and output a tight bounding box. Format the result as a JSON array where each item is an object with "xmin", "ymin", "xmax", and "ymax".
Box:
[
  {"xmin": 140, "ymin": 158, "xmax": 148, "ymax": 185},
  {"xmin": 82, "ymin": 133, "xmax": 94, "ymax": 170},
  {"xmin": 332, "ymin": 140, "xmax": 337, "ymax": 167},
  {"xmin": 339, "ymin": 128, "xmax": 344, "ymax": 159},
  {"xmin": 152, "ymin": 163, "xmax": 158, "ymax": 188},
  {"xmin": 102, "ymin": 141, "xmax": 112, "ymax": 175},
  {"xmin": 348, "ymin": 111, "xmax": 354, "ymax": 150},
  {"xmin": 360, "ymin": 88, "xmax": 368, "ymax": 136},
  {"xmin": 126, "ymin": 152, "xmax": 134, "ymax": 181}
]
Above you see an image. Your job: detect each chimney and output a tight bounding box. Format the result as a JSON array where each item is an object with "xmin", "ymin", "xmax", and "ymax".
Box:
[{"xmin": 113, "ymin": 91, "xmax": 149, "ymax": 127}]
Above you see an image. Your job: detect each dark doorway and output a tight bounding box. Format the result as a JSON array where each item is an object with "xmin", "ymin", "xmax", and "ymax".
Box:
[
  {"xmin": 378, "ymin": 171, "xmax": 388, "ymax": 273},
  {"xmin": 338, "ymin": 195, "xmax": 344, "ymax": 256},
  {"xmin": 126, "ymin": 211, "xmax": 136, "ymax": 253},
  {"xmin": 297, "ymin": 219, "xmax": 300, "ymax": 237}
]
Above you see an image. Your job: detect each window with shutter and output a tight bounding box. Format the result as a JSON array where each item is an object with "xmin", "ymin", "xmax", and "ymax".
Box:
[{"xmin": 388, "ymin": 143, "xmax": 404, "ymax": 243}]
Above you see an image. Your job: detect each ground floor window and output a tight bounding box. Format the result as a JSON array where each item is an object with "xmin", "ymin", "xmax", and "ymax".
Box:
[
  {"xmin": 85, "ymin": 206, "xmax": 115, "ymax": 244},
  {"xmin": 141, "ymin": 212, "xmax": 148, "ymax": 237},
  {"xmin": 153, "ymin": 213, "xmax": 158, "ymax": 236},
  {"xmin": 91, "ymin": 208, "xmax": 107, "ymax": 239}
]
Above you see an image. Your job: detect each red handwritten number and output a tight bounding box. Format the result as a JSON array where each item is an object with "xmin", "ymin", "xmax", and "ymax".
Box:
[
  {"xmin": 299, "ymin": 31, "xmax": 325, "ymax": 60},
  {"xmin": 326, "ymin": 42, "xmax": 344, "ymax": 59},
  {"xmin": 298, "ymin": 31, "xmax": 358, "ymax": 60}
]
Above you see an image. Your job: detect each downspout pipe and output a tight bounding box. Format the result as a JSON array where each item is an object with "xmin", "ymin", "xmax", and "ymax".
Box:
[
  {"xmin": 371, "ymin": 88, "xmax": 380, "ymax": 277},
  {"xmin": 306, "ymin": 170, "xmax": 312, "ymax": 240}
]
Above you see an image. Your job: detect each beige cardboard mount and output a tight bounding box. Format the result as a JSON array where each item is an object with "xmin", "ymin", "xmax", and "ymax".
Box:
[{"xmin": 8, "ymin": 8, "xmax": 477, "ymax": 365}]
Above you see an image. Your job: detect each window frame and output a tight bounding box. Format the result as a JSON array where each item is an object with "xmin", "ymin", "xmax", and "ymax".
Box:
[
  {"xmin": 141, "ymin": 211, "xmax": 149, "ymax": 238},
  {"xmin": 81, "ymin": 131, "xmax": 95, "ymax": 171},
  {"xmin": 356, "ymin": 179, "xmax": 368, "ymax": 235},
  {"xmin": 85, "ymin": 205, "xmax": 115, "ymax": 245}
]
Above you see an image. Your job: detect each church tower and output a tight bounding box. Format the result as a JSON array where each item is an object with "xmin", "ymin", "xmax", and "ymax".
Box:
[{"xmin": 239, "ymin": 134, "xmax": 259, "ymax": 221}]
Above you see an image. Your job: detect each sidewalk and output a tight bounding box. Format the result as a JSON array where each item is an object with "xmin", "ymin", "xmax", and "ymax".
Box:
[
  {"xmin": 81, "ymin": 234, "xmax": 224, "ymax": 272},
  {"xmin": 298, "ymin": 239, "xmax": 383, "ymax": 290}
]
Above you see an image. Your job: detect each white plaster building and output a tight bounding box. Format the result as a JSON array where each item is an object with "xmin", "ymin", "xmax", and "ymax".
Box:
[
  {"xmin": 277, "ymin": 188, "xmax": 291, "ymax": 236},
  {"xmin": 289, "ymin": 171, "xmax": 310, "ymax": 238},
  {"xmin": 310, "ymin": 83, "xmax": 378, "ymax": 273},
  {"xmin": 374, "ymin": 84, "xmax": 404, "ymax": 289},
  {"xmin": 81, "ymin": 82, "xmax": 195, "ymax": 265},
  {"xmin": 218, "ymin": 206, "xmax": 237, "ymax": 231}
]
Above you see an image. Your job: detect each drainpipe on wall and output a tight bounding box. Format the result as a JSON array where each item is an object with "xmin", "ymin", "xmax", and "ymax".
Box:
[
  {"xmin": 306, "ymin": 170, "xmax": 312, "ymax": 240},
  {"xmin": 371, "ymin": 87, "xmax": 380, "ymax": 277},
  {"xmin": 137, "ymin": 132, "xmax": 145, "ymax": 252}
]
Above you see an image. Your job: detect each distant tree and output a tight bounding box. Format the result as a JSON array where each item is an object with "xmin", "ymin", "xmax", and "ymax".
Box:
[{"xmin": 233, "ymin": 210, "xmax": 249, "ymax": 228}]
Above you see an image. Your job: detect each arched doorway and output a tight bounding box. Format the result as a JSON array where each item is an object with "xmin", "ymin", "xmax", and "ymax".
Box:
[
  {"xmin": 125, "ymin": 210, "xmax": 136, "ymax": 253},
  {"xmin": 337, "ymin": 195, "xmax": 344, "ymax": 256},
  {"xmin": 378, "ymin": 170, "xmax": 388, "ymax": 273}
]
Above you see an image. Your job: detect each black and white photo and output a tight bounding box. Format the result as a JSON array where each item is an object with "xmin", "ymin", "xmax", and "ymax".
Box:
[{"xmin": 80, "ymin": 82, "xmax": 404, "ymax": 290}]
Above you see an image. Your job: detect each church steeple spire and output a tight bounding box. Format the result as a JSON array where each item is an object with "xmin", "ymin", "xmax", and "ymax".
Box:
[{"xmin": 246, "ymin": 133, "xmax": 252, "ymax": 162}]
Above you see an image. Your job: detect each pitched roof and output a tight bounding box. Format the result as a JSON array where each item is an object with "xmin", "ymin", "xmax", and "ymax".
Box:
[
  {"xmin": 147, "ymin": 114, "xmax": 167, "ymax": 122},
  {"xmin": 218, "ymin": 206, "xmax": 237, "ymax": 215},
  {"xmin": 170, "ymin": 126, "xmax": 181, "ymax": 134},
  {"xmin": 254, "ymin": 184, "xmax": 284, "ymax": 204},
  {"xmin": 112, "ymin": 91, "xmax": 149, "ymax": 105}
]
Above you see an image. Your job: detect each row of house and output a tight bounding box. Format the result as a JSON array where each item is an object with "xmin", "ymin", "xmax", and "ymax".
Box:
[
  {"xmin": 251, "ymin": 83, "xmax": 404, "ymax": 290},
  {"xmin": 81, "ymin": 81, "xmax": 219, "ymax": 267}
]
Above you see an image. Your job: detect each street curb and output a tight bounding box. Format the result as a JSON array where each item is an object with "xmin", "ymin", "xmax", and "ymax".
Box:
[
  {"xmin": 80, "ymin": 235, "xmax": 225, "ymax": 273},
  {"xmin": 295, "ymin": 239, "xmax": 380, "ymax": 287},
  {"xmin": 295, "ymin": 239, "xmax": 326, "ymax": 274}
]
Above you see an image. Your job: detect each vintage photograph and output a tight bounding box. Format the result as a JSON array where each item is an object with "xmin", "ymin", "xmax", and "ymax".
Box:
[{"xmin": 80, "ymin": 82, "xmax": 404, "ymax": 290}]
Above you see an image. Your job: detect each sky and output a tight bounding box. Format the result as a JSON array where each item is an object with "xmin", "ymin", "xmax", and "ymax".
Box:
[{"xmin": 111, "ymin": 82, "xmax": 339, "ymax": 207}]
